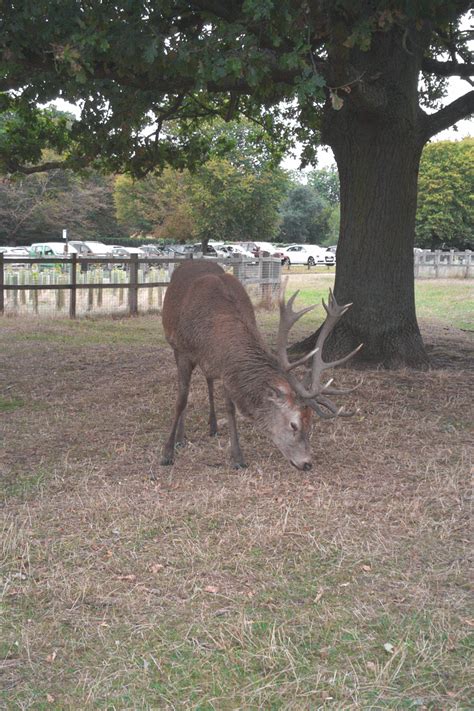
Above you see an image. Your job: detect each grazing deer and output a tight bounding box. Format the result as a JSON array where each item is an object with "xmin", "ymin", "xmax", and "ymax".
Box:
[{"xmin": 161, "ymin": 259, "xmax": 361, "ymax": 470}]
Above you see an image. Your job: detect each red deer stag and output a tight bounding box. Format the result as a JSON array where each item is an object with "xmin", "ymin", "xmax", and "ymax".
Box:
[{"xmin": 161, "ymin": 259, "xmax": 361, "ymax": 470}]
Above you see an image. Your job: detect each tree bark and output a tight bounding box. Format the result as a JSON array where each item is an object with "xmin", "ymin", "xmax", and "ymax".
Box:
[
  {"xmin": 329, "ymin": 123, "xmax": 427, "ymax": 368},
  {"xmin": 295, "ymin": 25, "xmax": 431, "ymax": 369}
]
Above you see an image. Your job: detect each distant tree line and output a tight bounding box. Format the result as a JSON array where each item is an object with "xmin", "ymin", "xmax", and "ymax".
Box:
[{"xmin": 0, "ymin": 127, "xmax": 471, "ymax": 251}]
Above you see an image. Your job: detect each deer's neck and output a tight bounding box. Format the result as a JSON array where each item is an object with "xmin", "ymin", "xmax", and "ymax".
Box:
[{"xmin": 223, "ymin": 334, "xmax": 283, "ymax": 419}]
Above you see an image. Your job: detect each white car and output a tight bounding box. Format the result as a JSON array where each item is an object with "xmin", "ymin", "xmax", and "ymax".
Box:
[
  {"xmin": 281, "ymin": 244, "xmax": 335, "ymax": 267},
  {"xmin": 29, "ymin": 242, "xmax": 80, "ymax": 257},
  {"xmin": 224, "ymin": 244, "xmax": 255, "ymax": 258}
]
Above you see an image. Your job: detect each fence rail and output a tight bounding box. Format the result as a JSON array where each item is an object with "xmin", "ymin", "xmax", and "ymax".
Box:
[{"xmin": 0, "ymin": 253, "xmax": 281, "ymax": 318}]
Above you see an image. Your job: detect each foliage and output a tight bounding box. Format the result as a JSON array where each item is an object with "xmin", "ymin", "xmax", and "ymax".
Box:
[
  {"xmin": 307, "ymin": 166, "xmax": 340, "ymax": 207},
  {"xmin": 190, "ymin": 158, "xmax": 287, "ymax": 244},
  {"xmin": 0, "ymin": 168, "xmax": 125, "ymax": 245},
  {"xmin": 278, "ymin": 184, "xmax": 330, "ymax": 244},
  {"xmin": 416, "ymin": 138, "xmax": 474, "ymax": 249},
  {"xmin": 114, "ymin": 158, "xmax": 288, "ymax": 245},
  {"xmin": 0, "ymin": 2, "xmax": 471, "ymax": 176},
  {"xmin": 114, "ymin": 169, "xmax": 196, "ymax": 242}
]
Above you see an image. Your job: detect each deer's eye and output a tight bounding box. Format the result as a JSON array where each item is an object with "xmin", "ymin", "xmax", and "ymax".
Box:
[{"xmin": 290, "ymin": 422, "xmax": 298, "ymax": 432}]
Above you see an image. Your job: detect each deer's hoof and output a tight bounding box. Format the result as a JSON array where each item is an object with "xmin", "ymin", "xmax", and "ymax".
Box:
[
  {"xmin": 160, "ymin": 455, "xmax": 174, "ymax": 466},
  {"xmin": 232, "ymin": 462, "xmax": 247, "ymax": 470}
]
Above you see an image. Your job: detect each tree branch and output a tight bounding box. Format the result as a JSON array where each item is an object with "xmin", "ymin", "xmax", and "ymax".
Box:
[
  {"xmin": 6, "ymin": 157, "xmax": 91, "ymax": 176},
  {"xmin": 422, "ymin": 89, "xmax": 474, "ymax": 141},
  {"xmin": 421, "ymin": 57, "xmax": 474, "ymax": 78}
]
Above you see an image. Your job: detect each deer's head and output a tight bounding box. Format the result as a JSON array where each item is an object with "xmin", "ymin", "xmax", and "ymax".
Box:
[{"xmin": 263, "ymin": 281, "xmax": 363, "ymax": 471}]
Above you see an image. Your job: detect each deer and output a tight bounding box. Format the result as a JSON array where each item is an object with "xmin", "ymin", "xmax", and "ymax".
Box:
[{"xmin": 160, "ymin": 259, "xmax": 361, "ymax": 470}]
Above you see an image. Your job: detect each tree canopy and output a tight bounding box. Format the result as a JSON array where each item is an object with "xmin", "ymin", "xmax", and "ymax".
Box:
[{"xmin": 1, "ymin": 2, "xmax": 472, "ymax": 176}]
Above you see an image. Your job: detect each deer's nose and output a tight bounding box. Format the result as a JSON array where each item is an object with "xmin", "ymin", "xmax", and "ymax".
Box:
[{"xmin": 302, "ymin": 462, "xmax": 312, "ymax": 471}]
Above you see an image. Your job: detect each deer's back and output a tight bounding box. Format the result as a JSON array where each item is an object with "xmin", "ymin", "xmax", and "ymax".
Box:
[{"xmin": 162, "ymin": 260, "xmax": 258, "ymax": 371}]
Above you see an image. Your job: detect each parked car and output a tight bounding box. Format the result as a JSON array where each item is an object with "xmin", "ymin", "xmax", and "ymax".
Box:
[
  {"xmin": 3, "ymin": 246, "xmax": 31, "ymax": 266},
  {"xmin": 223, "ymin": 243, "xmax": 255, "ymax": 258},
  {"xmin": 69, "ymin": 240, "xmax": 114, "ymax": 257},
  {"xmin": 3, "ymin": 246, "xmax": 30, "ymax": 257},
  {"xmin": 281, "ymin": 244, "xmax": 335, "ymax": 267},
  {"xmin": 110, "ymin": 246, "xmax": 146, "ymax": 258},
  {"xmin": 29, "ymin": 242, "xmax": 79, "ymax": 257},
  {"xmin": 237, "ymin": 241, "xmax": 285, "ymax": 260},
  {"xmin": 139, "ymin": 244, "xmax": 163, "ymax": 257}
]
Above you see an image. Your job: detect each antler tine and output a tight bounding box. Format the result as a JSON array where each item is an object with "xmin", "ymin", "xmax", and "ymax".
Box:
[
  {"xmin": 277, "ymin": 277, "xmax": 316, "ymax": 372},
  {"xmin": 308, "ymin": 397, "xmax": 346, "ymax": 419},
  {"xmin": 318, "ymin": 394, "xmax": 357, "ymax": 417},
  {"xmin": 322, "ymin": 377, "xmax": 363, "ymax": 396}
]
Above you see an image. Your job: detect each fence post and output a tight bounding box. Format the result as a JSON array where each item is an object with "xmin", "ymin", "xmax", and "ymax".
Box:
[
  {"xmin": 0, "ymin": 253, "xmax": 4, "ymax": 315},
  {"xmin": 69, "ymin": 254, "xmax": 77, "ymax": 319},
  {"xmin": 129, "ymin": 253, "xmax": 139, "ymax": 316},
  {"xmin": 465, "ymin": 250, "xmax": 472, "ymax": 279}
]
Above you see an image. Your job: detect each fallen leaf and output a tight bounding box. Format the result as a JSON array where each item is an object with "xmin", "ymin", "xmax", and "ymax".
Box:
[
  {"xmin": 366, "ymin": 661, "xmax": 376, "ymax": 671},
  {"xmin": 149, "ymin": 563, "xmax": 164, "ymax": 574},
  {"xmin": 46, "ymin": 650, "xmax": 57, "ymax": 663},
  {"xmin": 204, "ymin": 585, "xmax": 219, "ymax": 594},
  {"xmin": 383, "ymin": 642, "xmax": 395, "ymax": 654},
  {"xmin": 116, "ymin": 574, "xmax": 136, "ymax": 581},
  {"xmin": 46, "ymin": 694, "xmax": 55, "ymax": 703},
  {"xmin": 362, "ymin": 564, "xmax": 372, "ymax": 572}
]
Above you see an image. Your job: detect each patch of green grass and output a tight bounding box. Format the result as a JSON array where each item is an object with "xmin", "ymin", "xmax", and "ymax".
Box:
[
  {"xmin": 415, "ymin": 280, "xmax": 474, "ymax": 330},
  {"xmin": 0, "ymin": 395, "xmax": 24, "ymax": 412},
  {"xmin": 8, "ymin": 314, "xmax": 164, "ymax": 347},
  {"xmin": 0, "ymin": 468, "xmax": 50, "ymax": 500}
]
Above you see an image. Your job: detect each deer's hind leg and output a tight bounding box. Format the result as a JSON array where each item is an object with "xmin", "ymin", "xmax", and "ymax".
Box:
[
  {"xmin": 161, "ymin": 351, "xmax": 194, "ymax": 466},
  {"xmin": 206, "ymin": 377, "xmax": 218, "ymax": 436}
]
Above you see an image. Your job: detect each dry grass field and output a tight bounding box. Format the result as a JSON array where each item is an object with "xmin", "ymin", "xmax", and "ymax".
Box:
[{"xmin": 1, "ymin": 276, "xmax": 473, "ymax": 709}]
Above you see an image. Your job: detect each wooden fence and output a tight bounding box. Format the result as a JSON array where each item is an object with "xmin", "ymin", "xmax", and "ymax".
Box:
[
  {"xmin": 414, "ymin": 250, "xmax": 473, "ymax": 278},
  {"xmin": 0, "ymin": 253, "xmax": 282, "ymax": 318}
]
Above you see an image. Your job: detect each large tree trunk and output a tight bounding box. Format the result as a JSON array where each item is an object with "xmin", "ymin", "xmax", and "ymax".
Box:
[
  {"xmin": 329, "ymin": 123, "xmax": 427, "ymax": 368},
  {"xmin": 295, "ymin": 23, "xmax": 430, "ymax": 368}
]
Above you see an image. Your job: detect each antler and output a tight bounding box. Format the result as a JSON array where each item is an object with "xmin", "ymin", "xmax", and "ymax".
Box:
[
  {"xmin": 277, "ymin": 282, "xmax": 363, "ymax": 419},
  {"xmin": 276, "ymin": 277, "xmax": 319, "ymax": 371}
]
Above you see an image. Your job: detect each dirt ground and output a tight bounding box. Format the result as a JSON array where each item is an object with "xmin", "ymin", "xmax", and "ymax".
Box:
[{"xmin": 1, "ymin": 311, "xmax": 472, "ymax": 709}]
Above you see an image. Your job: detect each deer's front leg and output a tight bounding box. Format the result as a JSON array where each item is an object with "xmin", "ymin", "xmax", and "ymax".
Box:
[
  {"xmin": 224, "ymin": 389, "xmax": 246, "ymax": 469},
  {"xmin": 161, "ymin": 353, "xmax": 194, "ymax": 466}
]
